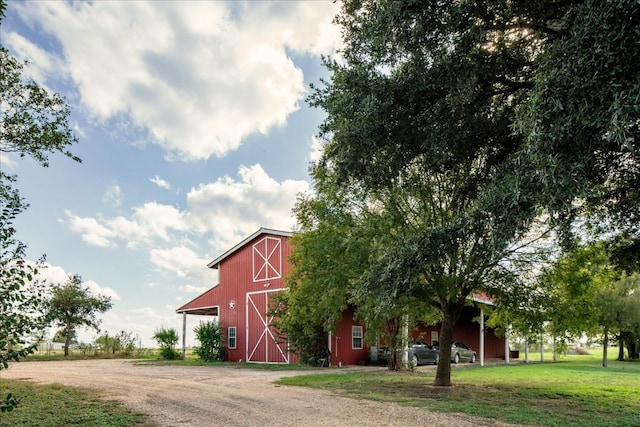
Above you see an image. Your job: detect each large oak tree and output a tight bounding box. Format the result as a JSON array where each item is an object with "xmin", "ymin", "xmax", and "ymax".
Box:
[{"xmin": 293, "ymin": 0, "xmax": 639, "ymax": 386}]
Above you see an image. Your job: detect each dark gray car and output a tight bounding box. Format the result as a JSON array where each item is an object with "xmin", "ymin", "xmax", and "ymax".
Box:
[{"xmin": 407, "ymin": 341, "xmax": 439, "ymax": 366}]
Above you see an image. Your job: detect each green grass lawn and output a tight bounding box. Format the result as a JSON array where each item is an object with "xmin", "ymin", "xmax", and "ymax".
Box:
[
  {"xmin": 0, "ymin": 380, "xmax": 149, "ymax": 427},
  {"xmin": 277, "ymin": 352, "xmax": 640, "ymax": 427}
]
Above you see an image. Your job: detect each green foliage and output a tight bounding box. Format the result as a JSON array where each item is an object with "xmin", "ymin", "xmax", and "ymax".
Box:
[
  {"xmin": 295, "ymin": 0, "xmax": 639, "ymax": 386},
  {"xmin": 1, "ymin": 0, "xmax": 82, "ymax": 410},
  {"xmin": 539, "ymin": 242, "xmax": 617, "ymax": 341},
  {"xmin": 153, "ymin": 327, "xmax": 180, "ymax": 360},
  {"xmin": 48, "ymin": 274, "xmax": 113, "ymax": 357},
  {"xmin": 1, "ymin": 393, "xmax": 19, "ymax": 413},
  {"xmin": 0, "ymin": 176, "xmax": 49, "ymax": 412},
  {"xmin": 193, "ymin": 321, "xmax": 225, "ymax": 362},
  {"xmin": 302, "ymin": 0, "xmax": 572, "ymax": 385},
  {"xmin": 95, "ymin": 331, "xmax": 140, "ymax": 356},
  {"xmin": 0, "ymin": 45, "xmax": 80, "ymax": 167}
]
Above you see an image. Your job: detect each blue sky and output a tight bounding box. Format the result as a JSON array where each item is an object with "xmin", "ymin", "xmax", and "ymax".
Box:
[{"xmin": 2, "ymin": 1, "xmax": 341, "ymax": 347}]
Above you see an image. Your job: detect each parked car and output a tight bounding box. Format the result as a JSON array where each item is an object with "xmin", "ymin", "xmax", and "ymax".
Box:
[
  {"xmin": 407, "ymin": 341, "xmax": 439, "ymax": 366},
  {"xmin": 379, "ymin": 341, "xmax": 439, "ymax": 366},
  {"xmin": 434, "ymin": 341, "xmax": 476, "ymax": 363}
]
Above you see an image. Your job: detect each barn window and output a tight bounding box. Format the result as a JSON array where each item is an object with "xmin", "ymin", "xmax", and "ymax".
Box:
[
  {"xmin": 228, "ymin": 326, "xmax": 237, "ymax": 349},
  {"xmin": 352, "ymin": 326, "xmax": 363, "ymax": 349}
]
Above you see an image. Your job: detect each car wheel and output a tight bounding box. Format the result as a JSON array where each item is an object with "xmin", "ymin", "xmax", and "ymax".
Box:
[
  {"xmin": 453, "ymin": 353, "xmax": 460, "ymax": 364},
  {"xmin": 411, "ymin": 354, "xmax": 419, "ymax": 367},
  {"xmin": 434, "ymin": 354, "xmax": 439, "ymax": 365},
  {"xmin": 471, "ymin": 354, "xmax": 476, "ymax": 363}
]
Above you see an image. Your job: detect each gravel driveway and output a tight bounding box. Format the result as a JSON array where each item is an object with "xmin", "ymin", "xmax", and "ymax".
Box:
[{"xmin": 2, "ymin": 360, "xmax": 520, "ymax": 426}]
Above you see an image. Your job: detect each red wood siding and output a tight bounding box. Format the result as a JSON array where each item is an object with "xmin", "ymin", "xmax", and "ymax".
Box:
[
  {"xmin": 215, "ymin": 233, "xmax": 296, "ymax": 364},
  {"xmin": 332, "ymin": 307, "xmax": 370, "ymax": 366}
]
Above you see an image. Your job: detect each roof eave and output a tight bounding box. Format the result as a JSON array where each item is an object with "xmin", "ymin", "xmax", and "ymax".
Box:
[{"xmin": 206, "ymin": 227, "xmax": 292, "ymax": 269}]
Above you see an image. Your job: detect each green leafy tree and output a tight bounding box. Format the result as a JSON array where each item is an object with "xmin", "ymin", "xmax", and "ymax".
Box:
[
  {"xmin": 538, "ymin": 243, "xmax": 617, "ymax": 351},
  {"xmin": 153, "ymin": 327, "xmax": 179, "ymax": 360},
  {"xmin": 305, "ymin": 0, "xmax": 564, "ymax": 386},
  {"xmin": 1, "ymin": 0, "xmax": 81, "ymax": 410},
  {"xmin": 48, "ymin": 274, "xmax": 112, "ymax": 357},
  {"xmin": 193, "ymin": 321, "xmax": 225, "ymax": 362},
  {"xmin": 301, "ymin": 0, "xmax": 638, "ymax": 386},
  {"xmin": 596, "ymin": 273, "xmax": 640, "ymax": 365}
]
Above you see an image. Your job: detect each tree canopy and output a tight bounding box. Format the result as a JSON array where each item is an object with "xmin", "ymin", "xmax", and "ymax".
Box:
[
  {"xmin": 48, "ymin": 274, "xmax": 112, "ymax": 357},
  {"xmin": 287, "ymin": 0, "xmax": 639, "ymax": 386}
]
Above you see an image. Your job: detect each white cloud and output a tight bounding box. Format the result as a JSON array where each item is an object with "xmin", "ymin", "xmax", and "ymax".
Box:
[
  {"xmin": 65, "ymin": 202, "xmax": 187, "ymax": 249},
  {"xmin": 84, "ymin": 280, "xmax": 121, "ymax": 301},
  {"xmin": 0, "ymin": 153, "xmax": 18, "ymax": 170},
  {"xmin": 33, "ymin": 263, "xmax": 119, "ymax": 301},
  {"xmin": 149, "ymin": 245, "xmax": 214, "ymax": 283},
  {"xmin": 15, "ymin": 1, "xmax": 341, "ymax": 161},
  {"xmin": 65, "ymin": 211, "xmax": 117, "ymax": 248},
  {"xmin": 150, "ymin": 175, "xmax": 171, "ymax": 190},
  {"xmin": 102, "ymin": 184, "xmax": 123, "ymax": 207},
  {"xmin": 307, "ymin": 135, "xmax": 324, "ymax": 164},
  {"xmin": 179, "ymin": 284, "xmax": 210, "ymax": 294},
  {"xmin": 187, "ymin": 164, "xmax": 309, "ymax": 249},
  {"xmin": 4, "ymin": 32, "xmax": 66, "ymax": 86},
  {"xmin": 64, "ymin": 164, "xmax": 306, "ymax": 280}
]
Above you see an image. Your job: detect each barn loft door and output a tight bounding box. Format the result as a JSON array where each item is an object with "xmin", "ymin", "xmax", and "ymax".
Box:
[
  {"xmin": 252, "ymin": 236, "xmax": 282, "ymax": 282},
  {"xmin": 246, "ymin": 289, "xmax": 289, "ymax": 363}
]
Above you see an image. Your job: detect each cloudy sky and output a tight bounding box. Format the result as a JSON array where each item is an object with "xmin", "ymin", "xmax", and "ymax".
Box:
[{"xmin": 2, "ymin": 1, "xmax": 340, "ymax": 347}]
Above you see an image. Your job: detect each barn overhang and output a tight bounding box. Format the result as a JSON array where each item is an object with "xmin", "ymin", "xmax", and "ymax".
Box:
[{"xmin": 176, "ymin": 305, "xmax": 219, "ymax": 316}]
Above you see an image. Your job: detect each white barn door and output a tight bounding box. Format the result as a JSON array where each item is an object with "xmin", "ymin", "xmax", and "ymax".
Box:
[{"xmin": 246, "ymin": 289, "xmax": 289, "ymax": 363}]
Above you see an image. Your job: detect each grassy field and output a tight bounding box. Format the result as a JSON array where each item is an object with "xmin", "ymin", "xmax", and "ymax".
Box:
[
  {"xmin": 0, "ymin": 380, "xmax": 149, "ymax": 427},
  {"xmin": 277, "ymin": 352, "xmax": 640, "ymax": 427}
]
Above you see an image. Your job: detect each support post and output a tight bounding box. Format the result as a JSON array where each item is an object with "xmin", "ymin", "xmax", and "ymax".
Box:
[
  {"xmin": 182, "ymin": 312, "xmax": 187, "ymax": 360},
  {"xmin": 479, "ymin": 308, "xmax": 485, "ymax": 366},
  {"xmin": 401, "ymin": 313, "xmax": 409, "ymax": 368},
  {"xmin": 504, "ymin": 324, "xmax": 510, "ymax": 364}
]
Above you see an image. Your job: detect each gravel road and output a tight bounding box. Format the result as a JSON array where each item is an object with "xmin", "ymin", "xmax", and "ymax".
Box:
[{"xmin": 2, "ymin": 359, "xmax": 521, "ymax": 426}]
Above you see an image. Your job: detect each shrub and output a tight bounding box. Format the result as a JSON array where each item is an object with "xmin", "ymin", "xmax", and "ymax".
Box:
[
  {"xmin": 153, "ymin": 327, "xmax": 179, "ymax": 360},
  {"xmin": 193, "ymin": 321, "xmax": 225, "ymax": 362}
]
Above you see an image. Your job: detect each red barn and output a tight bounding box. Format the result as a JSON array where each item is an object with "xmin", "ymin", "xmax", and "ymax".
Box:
[{"xmin": 177, "ymin": 228, "xmax": 505, "ymax": 365}]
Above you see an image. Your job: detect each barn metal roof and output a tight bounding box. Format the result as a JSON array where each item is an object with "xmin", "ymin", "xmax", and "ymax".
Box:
[
  {"xmin": 206, "ymin": 227, "xmax": 292, "ymax": 269},
  {"xmin": 176, "ymin": 228, "xmax": 293, "ymax": 314},
  {"xmin": 176, "ymin": 286, "xmax": 220, "ymax": 314}
]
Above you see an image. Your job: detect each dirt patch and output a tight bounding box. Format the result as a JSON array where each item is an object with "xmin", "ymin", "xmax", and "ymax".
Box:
[{"xmin": 1, "ymin": 360, "xmax": 522, "ymax": 426}]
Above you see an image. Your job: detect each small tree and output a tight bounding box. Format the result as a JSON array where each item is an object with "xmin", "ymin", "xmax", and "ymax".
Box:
[
  {"xmin": 193, "ymin": 321, "xmax": 225, "ymax": 362},
  {"xmin": 95, "ymin": 331, "xmax": 139, "ymax": 357},
  {"xmin": 153, "ymin": 327, "xmax": 179, "ymax": 360},
  {"xmin": 48, "ymin": 274, "xmax": 112, "ymax": 357}
]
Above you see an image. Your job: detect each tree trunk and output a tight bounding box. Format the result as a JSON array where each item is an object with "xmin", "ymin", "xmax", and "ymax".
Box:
[
  {"xmin": 64, "ymin": 323, "xmax": 72, "ymax": 357},
  {"xmin": 434, "ymin": 301, "xmax": 463, "ymax": 387},
  {"xmin": 617, "ymin": 336, "xmax": 625, "ymax": 361},
  {"xmin": 602, "ymin": 329, "xmax": 608, "ymax": 368},
  {"xmin": 627, "ymin": 339, "xmax": 638, "ymax": 359}
]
